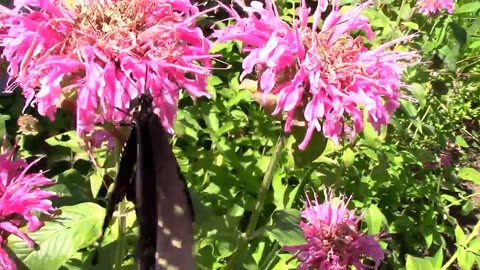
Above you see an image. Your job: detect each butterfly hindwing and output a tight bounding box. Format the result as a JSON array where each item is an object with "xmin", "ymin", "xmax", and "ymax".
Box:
[
  {"xmin": 133, "ymin": 94, "xmax": 195, "ymax": 270},
  {"xmin": 147, "ymin": 112, "xmax": 195, "ymax": 270}
]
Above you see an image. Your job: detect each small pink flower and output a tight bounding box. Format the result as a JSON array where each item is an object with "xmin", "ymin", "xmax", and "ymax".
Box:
[
  {"xmin": 0, "ymin": 237, "xmax": 16, "ymax": 270},
  {"xmin": 0, "ymin": 0, "xmax": 215, "ymax": 138},
  {"xmin": 284, "ymin": 190, "xmax": 384, "ymax": 270},
  {"xmin": 440, "ymin": 153, "xmax": 453, "ymax": 167},
  {"xmin": 416, "ymin": 0, "xmax": 454, "ymax": 15},
  {"xmin": 214, "ymin": 0, "xmax": 418, "ymax": 149},
  {"xmin": 0, "ymin": 141, "xmax": 56, "ymax": 270}
]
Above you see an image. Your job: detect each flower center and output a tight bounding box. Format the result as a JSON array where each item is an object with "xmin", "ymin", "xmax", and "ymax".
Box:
[
  {"xmin": 301, "ymin": 27, "xmax": 366, "ymax": 91},
  {"xmin": 71, "ymin": 0, "xmax": 184, "ymax": 61}
]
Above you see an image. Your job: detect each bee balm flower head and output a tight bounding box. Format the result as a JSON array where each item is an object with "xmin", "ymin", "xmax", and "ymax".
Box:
[
  {"xmin": 213, "ymin": 0, "xmax": 419, "ymax": 149},
  {"xmin": 0, "ymin": 142, "xmax": 56, "ymax": 270},
  {"xmin": 0, "ymin": 0, "xmax": 215, "ymax": 137},
  {"xmin": 284, "ymin": 190, "xmax": 384, "ymax": 270},
  {"xmin": 416, "ymin": 0, "xmax": 454, "ymax": 15}
]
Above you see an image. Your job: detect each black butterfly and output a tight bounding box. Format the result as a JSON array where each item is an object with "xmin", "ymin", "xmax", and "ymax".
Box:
[{"xmin": 95, "ymin": 90, "xmax": 195, "ymax": 269}]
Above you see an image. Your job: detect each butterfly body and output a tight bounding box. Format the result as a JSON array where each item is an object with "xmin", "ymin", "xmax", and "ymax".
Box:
[{"xmin": 98, "ymin": 93, "xmax": 195, "ymax": 270}]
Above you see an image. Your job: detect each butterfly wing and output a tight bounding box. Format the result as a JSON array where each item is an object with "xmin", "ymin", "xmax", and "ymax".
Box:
[
  {"xmin": 135, "ymin": 113, "xmax": 158, "ymax": 269},
  {"xmin": 146, "ymin": 113, "xmax": 195, "ymax": 270}
]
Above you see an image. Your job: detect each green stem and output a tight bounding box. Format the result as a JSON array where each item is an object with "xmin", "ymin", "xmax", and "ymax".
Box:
[
  {"xmin": 226, "ymin": 133, "xmax": 287, "ymax": 269},
  {"xmin": 113, "ymin": 139, "xmax": 127, "ymax": 270},
  {"xmin": 395, "ymin": 0, "xmax": 407, "ymax": 26}
]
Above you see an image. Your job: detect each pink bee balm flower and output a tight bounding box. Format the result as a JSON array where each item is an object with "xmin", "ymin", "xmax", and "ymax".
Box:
[
  {"xmin": 0, "ymin": 0, "xmax": 215, "ymax": 137},
  {"xmin": 416, "ymin": 0, "xmax": 454, "ymax": 15},
  {"xmin": 0, "ymin": 240, "xmax": 16, "ymax": 270},
  {"xmin": 0, "ymin": 142, "xmax": 56, "ymax": 270},
  {"xmin": 213, "ymin": 0, "xmax": 418, "ymax": 149},
  {"xmin": 284, "ymin": 190, "xmax": 384, "ymax": 270}
]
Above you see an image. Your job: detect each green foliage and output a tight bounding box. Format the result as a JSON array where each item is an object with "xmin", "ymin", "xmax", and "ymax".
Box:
[{"xmin": 0, "ymin": 0, "xmax": 479, "ymax": 269}]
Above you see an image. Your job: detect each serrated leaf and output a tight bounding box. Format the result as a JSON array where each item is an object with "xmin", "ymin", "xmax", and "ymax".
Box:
[
  {"xmin": 266, "ymin": 209, "xmax": 305, "ymax": 246},
  {"xmin": 458, "ymin": 168, "xmax": 480, "ymax": 184},
  {"xmin": 7, "ymin": 203, "xmax": 105, "ymax": 270}
]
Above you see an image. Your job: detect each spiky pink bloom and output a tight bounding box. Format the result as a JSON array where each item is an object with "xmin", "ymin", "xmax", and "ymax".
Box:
[
  {"xmin": 0, "ymin": 0, "xmax": 215, "ymax": 137},
  {"xmin": 0, "ymin": 239, "xmax": 15, "ymax": 270},
  {"xmin": 284, "ymin": 191, "xmax": 384, "ymax": 270},
  {"xmin": 213, "ymin": 0, "xmax": 418, "ymax": 149},
  {"xmin": 416, "ymin": 0, "xmax": 454, "ymax": 15},
  {"xmin": 0, "ymin": 143, "xmax": 56, "ymax": 270}
]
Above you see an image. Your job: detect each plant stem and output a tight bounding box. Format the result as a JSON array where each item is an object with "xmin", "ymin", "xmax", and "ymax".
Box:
[
  {"xmin": 113, "ymin": 139, "xmax": 127, "ymax": 270},
  {"xmin": 226, "ymin": 133, "xmax": 287, "ymax": 269},
  {"xmin": 395, "ymin": 0, "xmax": 407, "ymax": 26}
]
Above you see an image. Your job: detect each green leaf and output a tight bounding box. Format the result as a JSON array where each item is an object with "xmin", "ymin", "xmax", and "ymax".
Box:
[
  {"xmin": 363, "ymin": 204, "xmax": 387, "ymax": 234},
  {"xmin": 455, "ymin": 225, "xmax": 466, "ymax": 244},
  {"xmin": 272, "ymin": 171, "xmax": 287, "ymax": 209},
  {"xmin": 45, "ymin": 131, "xmax": 83, "ymax": 153},
  {"xmin": 0, "ymin": 114, "xmax": 10, "ymax": 139},
  {"xmin": 457, "ymin": 244, "xmax": 475, "ymax": 270},
  {"xmin": 405, "ymin": 255, "xmax": 434, "ymax": 270},
  {"xmin": 216, "ymin": 122, "xmax": 235, "ymax": 137},
  {"xmin": 89, "ymin": 170, "xmax": 104, "ymax": 199},
  {"xmin": 290, "ymin": 126, "xmax": 327, "ymax": 168},
  {"xmin": 7, "ymin": 203, "xmax": 105, "ymax": 270},
  {"xmin": 454, "ymin": 2, "xmax": 480, "ymax": 14},
  {"xmin": 421, "ymin": 124, "xmax": 435, "ymax": 136},
  {"xmin": 455, "ymin": 136, "xmax": 469, "ymax": 148},
  {"xmin": 266, "ymin": 209, "xmax": 305, "ymax": 246},
  {"xmin": 400, "ymin": 100, "xmax": 418, "ymax": 118},
  {"xmin": 449, "ymin": 22, "xmax": 468, "ymax": 48},
  {"xmin": 458, "ymin": 168, "xmax": 480, "ymax": 184},
  {"xmin": 48, "ymin": 169, "xmax": 93, "ymax": 207},
  {"xmin": 432, "ymin": 247, "xmax": 444, "ymax": 270},
  {"xmin": 342, "ymin": 148, "xmax": 356, "ymax": 167},
  {"xmin": 227, "ymin": 90, "xmax": 252, "ymax": 108}
]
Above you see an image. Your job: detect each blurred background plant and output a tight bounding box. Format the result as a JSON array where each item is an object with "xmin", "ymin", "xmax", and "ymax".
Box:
[{"xmin": 0, "ymin": 0, "xmax": 478, "ymax": 269}]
